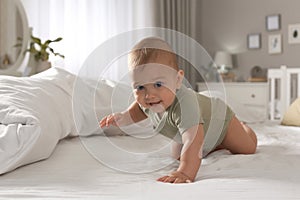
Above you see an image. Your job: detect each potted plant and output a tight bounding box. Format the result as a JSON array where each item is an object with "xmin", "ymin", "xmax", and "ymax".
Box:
[
  {"xmin": 27, "ymin": 35, "xmax": 64, "ymax": 61},
  {"xmin": 26, "ymin": 34, "xmax": 65, "ymax": 75}
]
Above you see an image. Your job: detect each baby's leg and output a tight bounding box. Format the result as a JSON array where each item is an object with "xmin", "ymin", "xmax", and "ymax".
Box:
[
  {"xmin": 219, "ymin": 116, "xmax": 257, "ymax": 154},
  {"xmin": 171, "ymin": 141, "xmax": 183, "ymax": 160}
]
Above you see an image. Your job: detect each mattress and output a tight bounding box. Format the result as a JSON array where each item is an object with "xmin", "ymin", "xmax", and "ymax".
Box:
[{"xmin": 0, "ymin": 121, "xmax": 299, "ymax": 200}]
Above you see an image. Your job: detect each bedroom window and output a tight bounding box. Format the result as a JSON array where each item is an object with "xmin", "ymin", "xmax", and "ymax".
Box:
[{"xmin": 22, "ymin": 0, "xmax": 156, "ymax": 76}]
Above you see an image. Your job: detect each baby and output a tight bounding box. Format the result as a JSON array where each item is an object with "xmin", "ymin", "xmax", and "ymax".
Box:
[{"xmin": 100, "ymin": 37, "xmax": 257, "ymax": 184}]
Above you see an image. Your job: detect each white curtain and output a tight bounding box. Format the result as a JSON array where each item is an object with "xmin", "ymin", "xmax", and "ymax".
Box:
[
  {"xmin": 20, "ymin": 0, "xmax": 201, "ymax": 87},
  {"xmin": 21, "ymin": 0, "xmax": 157, "ymax": 75}
]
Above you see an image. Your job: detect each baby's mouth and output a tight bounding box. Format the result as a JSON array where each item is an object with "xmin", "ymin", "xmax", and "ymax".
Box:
[{"xmin": 149, "ymin": 100, "xmax": 162, "ymax": 106}]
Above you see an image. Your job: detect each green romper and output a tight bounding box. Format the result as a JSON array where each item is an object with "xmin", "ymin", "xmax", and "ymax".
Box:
[{"xmin": 141, "ymin": 85, "xmax": 235, "ymax": 157}]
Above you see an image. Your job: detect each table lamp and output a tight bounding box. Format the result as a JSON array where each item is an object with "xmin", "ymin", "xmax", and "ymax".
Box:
[{"xmin": 214, "ymin": 51, "xmax": 233, "ymax": 74}]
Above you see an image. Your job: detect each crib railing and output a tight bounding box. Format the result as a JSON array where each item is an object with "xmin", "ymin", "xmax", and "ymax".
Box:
[{"xmin": 268, "ymin": 65, "xmax": 300, "ymax": 120}]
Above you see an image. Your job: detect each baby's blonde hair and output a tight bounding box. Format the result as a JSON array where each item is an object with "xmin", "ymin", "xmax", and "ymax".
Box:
[{"xmin": 128, "ymin": 37, "xmax": 178, "ymax": 70}]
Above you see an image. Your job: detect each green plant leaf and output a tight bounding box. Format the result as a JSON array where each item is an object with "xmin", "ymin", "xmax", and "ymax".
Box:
[
  {"xmin": 31, "ymin": 35, "xmax": 42, "ymax": 45},
  {"xmin": 22, "ymin": 34, "xmax": 64, "ymax": 62}
]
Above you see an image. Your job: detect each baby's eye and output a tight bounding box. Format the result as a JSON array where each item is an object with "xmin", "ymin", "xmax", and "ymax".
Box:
[
  {"xmin": 154, "ymin": 81, "xmax": 163, "ymax": 88},
  {"xmin": 135, "ymin": 85, "xmax": 145, "ymax": 91}
]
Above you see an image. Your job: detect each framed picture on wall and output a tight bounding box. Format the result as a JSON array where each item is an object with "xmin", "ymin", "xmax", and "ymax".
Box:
[
  {"xmin": 247, "ymin": 33, "xmax": 261, "ymax": 49},
  {"xmin": 268, "ymin": 34, "xmax": 282, "ymax": 54},
  {"xmin": 266, "ymin": 14, "xmax": 281, "ymax": 31},
  {"xmin": 288, "ymin": 24, "xmax": 300, "ymax": 44}
]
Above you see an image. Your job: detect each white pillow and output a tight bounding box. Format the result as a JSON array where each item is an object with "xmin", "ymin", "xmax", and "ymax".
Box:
[{"xmin": 72, "ymin": 77, "xmax": 135, "ymax": 136}]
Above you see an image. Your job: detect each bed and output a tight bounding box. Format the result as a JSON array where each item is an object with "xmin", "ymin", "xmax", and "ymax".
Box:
[
  {"xmin": 0, "ymin": 67, "xmax": 300, "ymax": 199},
  {"xmin": 0, "ymin": 121, "xmax": 299, "ymax": 199}
]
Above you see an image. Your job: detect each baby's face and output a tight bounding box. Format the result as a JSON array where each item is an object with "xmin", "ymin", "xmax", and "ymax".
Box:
[{"xmin": 131, "ymin": 64, "xmax": 183, "ymax": 114}]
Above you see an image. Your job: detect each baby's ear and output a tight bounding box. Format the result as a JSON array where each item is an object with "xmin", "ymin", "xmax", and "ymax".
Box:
[{"xmin": 176, "ymin": 70, "xmax": 184, "ymax": 89}]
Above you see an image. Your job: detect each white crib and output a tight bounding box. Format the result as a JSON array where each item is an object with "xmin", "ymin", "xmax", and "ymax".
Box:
[{"xmin": 268, "ymin": 65, "xmax": 300, "ymax": 120}]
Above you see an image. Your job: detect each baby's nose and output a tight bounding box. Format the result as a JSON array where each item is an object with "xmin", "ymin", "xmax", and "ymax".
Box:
[{"xmin": 145, "ymin": 88, "xmax": 157, "ymax": 99}]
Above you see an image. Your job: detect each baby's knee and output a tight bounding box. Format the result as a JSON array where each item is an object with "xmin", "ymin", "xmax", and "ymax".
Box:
[
  {"xmin": 245, "ymin": 145, "xmax": 257, "ymax": 154},
  {"xmin": 243, "ymin": 124, "xmax": 258, "ymax": 147}
]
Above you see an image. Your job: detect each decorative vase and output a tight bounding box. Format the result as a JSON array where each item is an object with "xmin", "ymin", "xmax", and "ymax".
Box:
[
  {"xmin": 36, "ymin": 60, "xmax": 51, "ymax": 73},
  {"xmin": 26, "ymin": 54, "xmax": 38, "ymax": 76},
  {"xmin": 26, "ymin": 54, "xmax": 51, "ymax": 76}
]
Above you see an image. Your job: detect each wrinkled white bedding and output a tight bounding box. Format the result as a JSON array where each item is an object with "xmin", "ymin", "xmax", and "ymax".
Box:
[
  {"xmin": 0, "ymin": 121, "xmax": 299, "ymax": 200},
  {"xmin": 0, "ymin": 68, "xmax": 77, "ymax": 174},
  {"xmin": 0, "ymin": 67, "xmax": 149, "ymax": 175}
]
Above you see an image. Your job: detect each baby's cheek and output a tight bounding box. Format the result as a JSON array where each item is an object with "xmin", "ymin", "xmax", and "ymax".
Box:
[
  {"xmin": 163, "ymin": 83, "xmax": 177, "ymax": 92},
  {"xmin": 135, "ymin": 96, "xmax": 145, "ymax": 106},
  {"xmin": 134, "ymin": 92, "xmax": 141, "ymax": 100}
]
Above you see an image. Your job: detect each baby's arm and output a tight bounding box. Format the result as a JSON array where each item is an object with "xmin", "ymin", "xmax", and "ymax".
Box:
[
  {"xmin": 99, "ymin": 101, "xmax": 147, "ymax": 127},
  {"xmin": 157, "ymin": 124, "xmax": 204, "ymax": 183},
  {"xmin": 171, "ymin": 141, "xmax": 183, "ymax": 160}
]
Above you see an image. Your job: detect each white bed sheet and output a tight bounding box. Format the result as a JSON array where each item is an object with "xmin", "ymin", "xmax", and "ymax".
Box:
[{"xmin": 0, "ymin": 121, "xmax": 299, "ymax": 200}]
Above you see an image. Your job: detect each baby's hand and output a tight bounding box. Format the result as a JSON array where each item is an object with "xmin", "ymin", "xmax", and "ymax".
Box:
[
  {"xmin": 157, "ymin": 171, "xmax": 192, "ymax": 184},
  {"xmin": 99, "ymin": 113, "xmax": 129, "ymax": 128}
]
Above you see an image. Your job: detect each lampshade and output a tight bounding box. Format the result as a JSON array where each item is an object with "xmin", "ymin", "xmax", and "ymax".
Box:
[{"xmin": 214, "ymin": 51, "xmax": 233, "ymax": 69}]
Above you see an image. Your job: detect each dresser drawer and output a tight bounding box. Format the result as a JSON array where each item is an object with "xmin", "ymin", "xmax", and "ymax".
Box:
[
  {"xmin": 197, "ymin": 82, "xmax": 269, "ymax": 122},
  {"xmin": 225, "ymin": 84, "xmax": 268, "ymax": 106}
]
